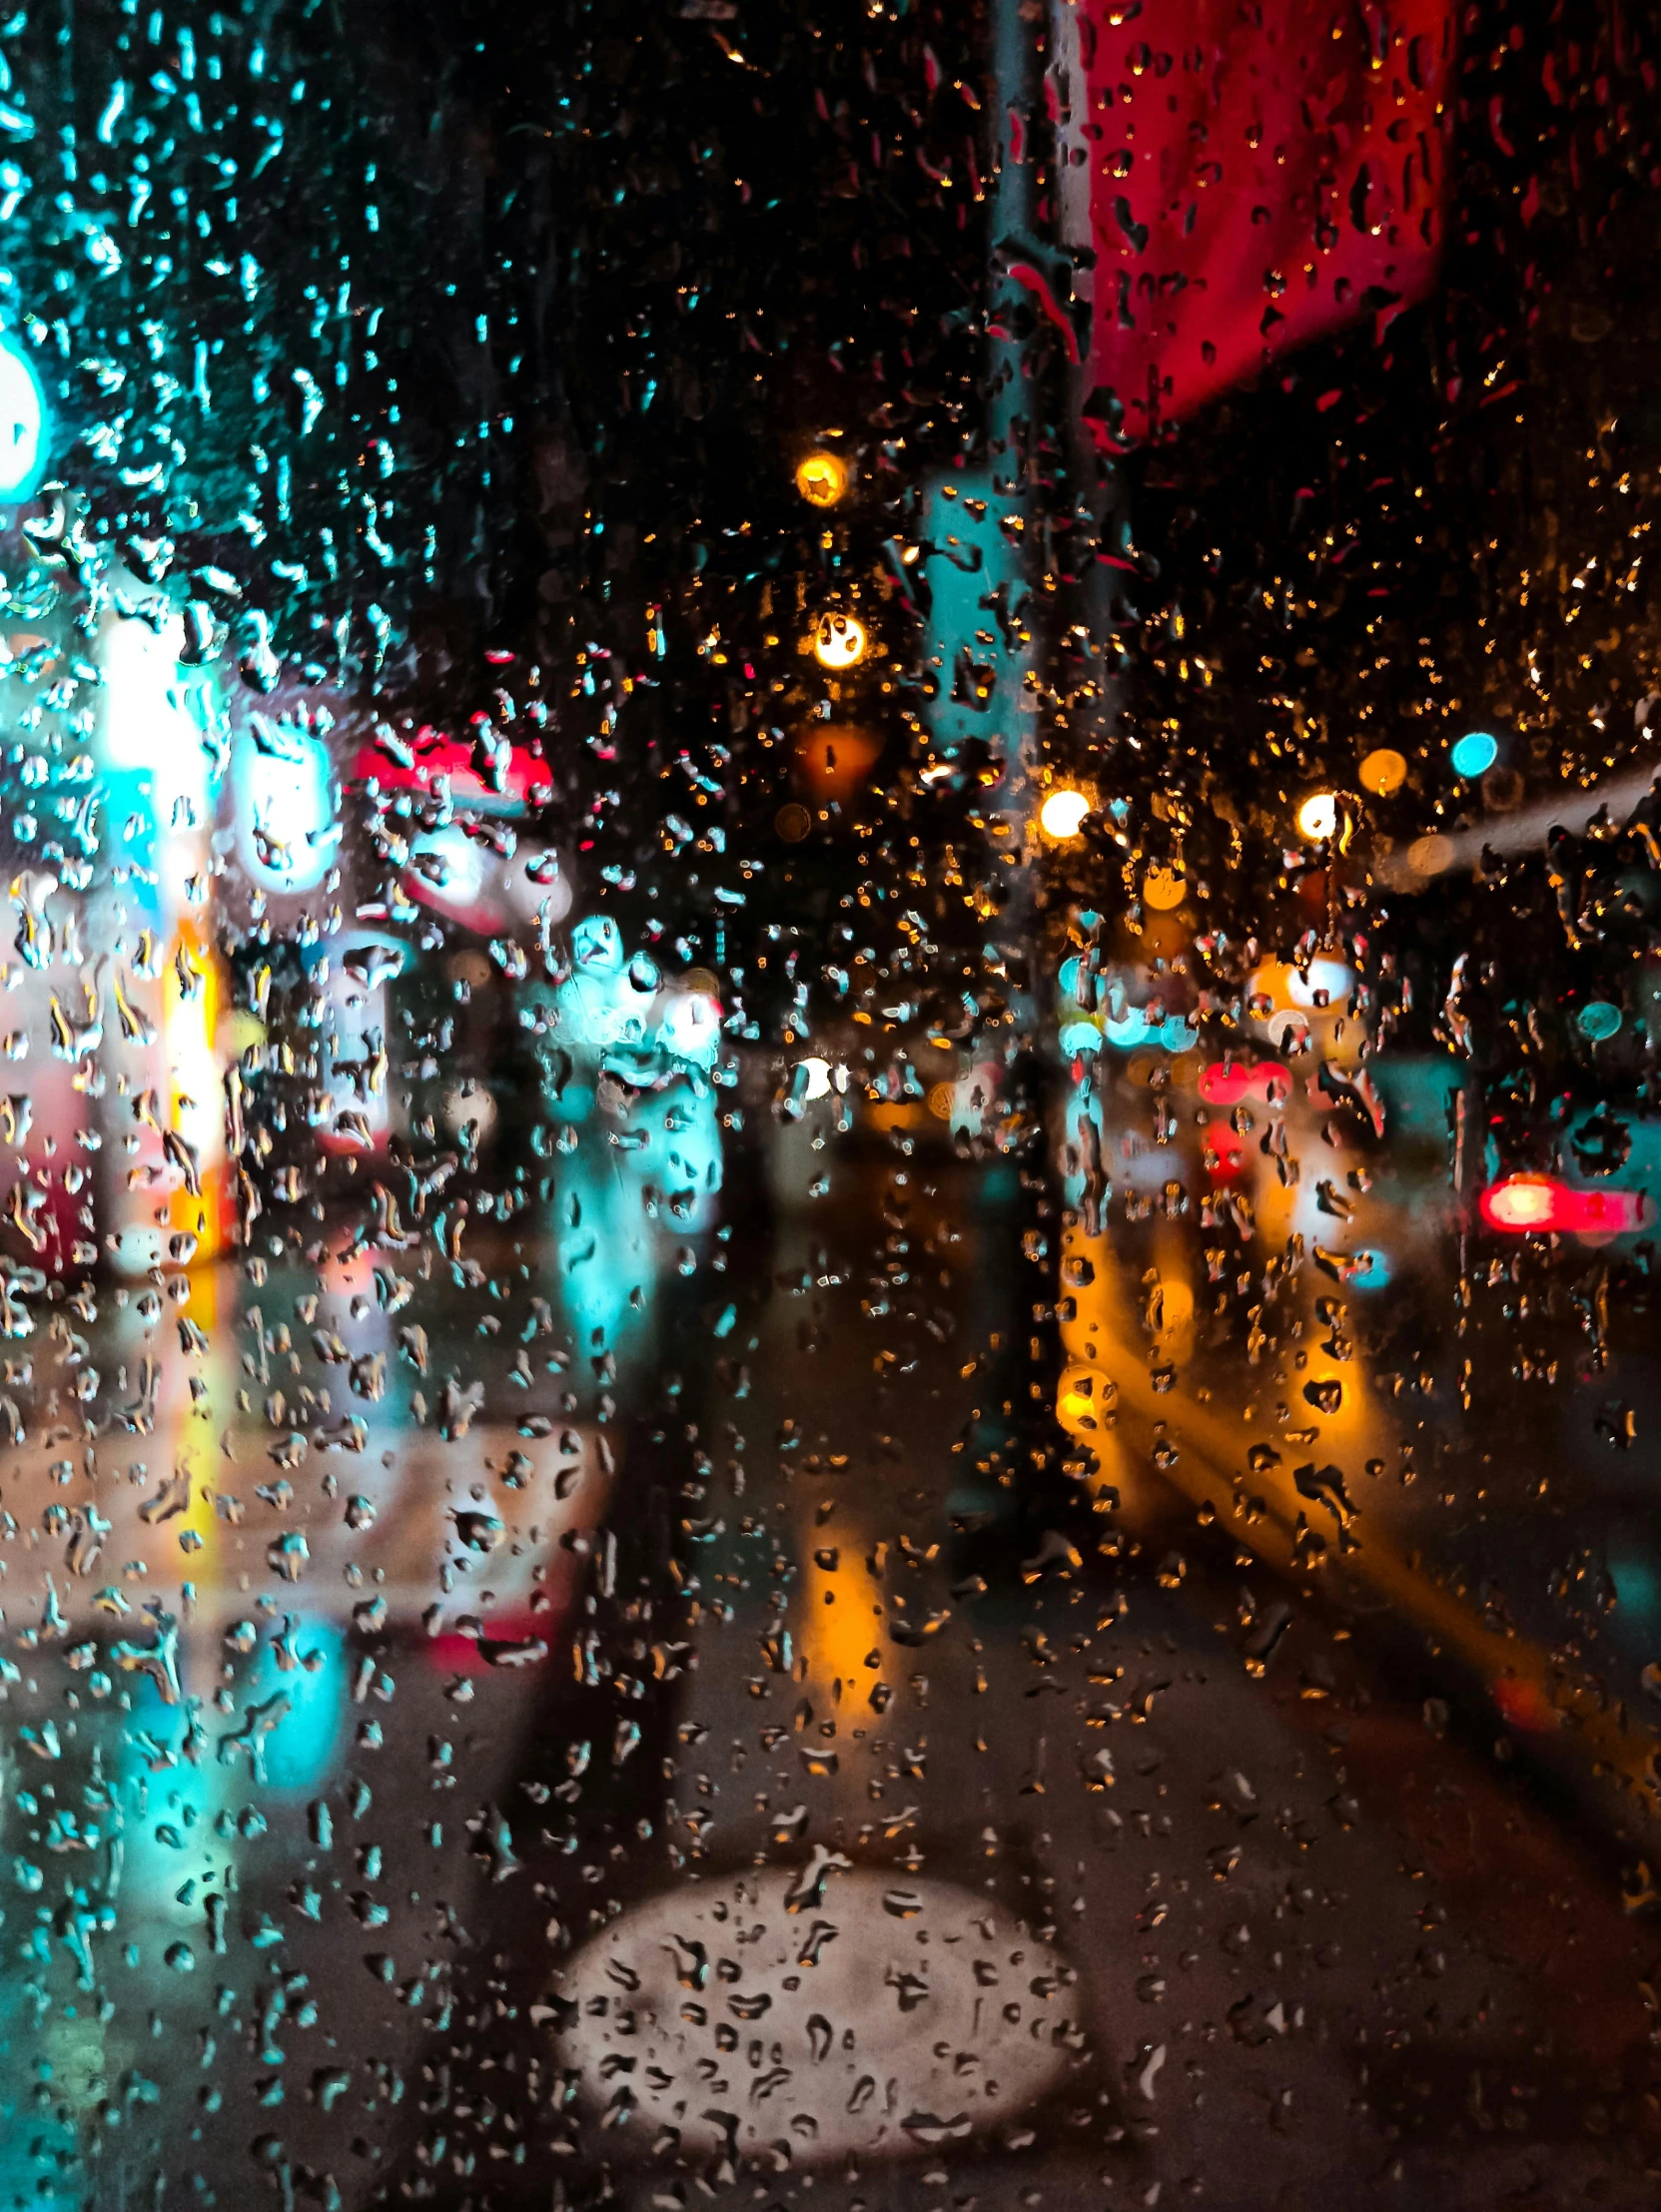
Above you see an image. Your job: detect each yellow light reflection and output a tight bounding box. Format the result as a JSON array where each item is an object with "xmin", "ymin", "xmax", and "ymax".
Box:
[
  {"xmin": 165, "ymin": 920, "xmax": 228, "ymax": 1262},
  {"xmin": 794, "ymin": 1544, "xmax": 886, "ymax": 1691}
]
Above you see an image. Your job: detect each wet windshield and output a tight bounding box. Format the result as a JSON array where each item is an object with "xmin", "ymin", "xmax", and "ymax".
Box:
[{"xmin": 0, "ymin": 0, "xmax": 1653, "ymax": 2206}]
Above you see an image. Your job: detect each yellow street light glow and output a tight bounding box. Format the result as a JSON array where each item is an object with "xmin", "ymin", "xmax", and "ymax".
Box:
[
  {"xmin": 811, "ymin": 612, "xmax": 868, "ymax": 670},
  {"xmin": 1039, "ymin": 788, "xmax": 1090, "ymax": 839},
  {"xmin": 1143, "ymin": 865, "xmax": 1187, "ymax": 911},
  {"xmin": 795, "ymin": 449, "xmax": 849, "ymax": 507},
  {"xmin": 1297, "ymin": 791, "xmax": 1338, "ymax": 843},
  {"xmin": 1359, "ymin": 747, "xmax": 1407, "ymax": 797}
]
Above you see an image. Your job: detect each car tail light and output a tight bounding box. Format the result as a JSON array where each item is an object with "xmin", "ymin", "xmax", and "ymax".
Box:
[{"xmin": 1480, "ymin": 1174, "xmax": 1651, "ymax": 1236}]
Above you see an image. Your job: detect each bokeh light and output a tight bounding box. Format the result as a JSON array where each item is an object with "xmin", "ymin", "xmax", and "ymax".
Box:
[
  {"xmin": 793, "ymin": 721, "xmax": 881, "ymax": 802},
  {"xmin": 1450, "ymin": 729, "xmax": 1499, "ymax": 778},
  {"xmin": 795, "ymin": 449, "xmax": 850, "ymax": 506},
  {"xmin": 811, "ymin": 612, "xmax": 868, "ymax": 669},
  {"xmin": 1359, "ymin": 747, "xmax": 1408, "ymax": 797},
  {"xmin": 1039, "ymin": 788, "xmax": 1090, "ymax": 839}
]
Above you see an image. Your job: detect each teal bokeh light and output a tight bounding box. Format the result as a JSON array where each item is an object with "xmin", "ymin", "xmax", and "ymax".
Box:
[{"xmin": 1450, "ymin": 729, "xmax": 1498, "ymax": 779}]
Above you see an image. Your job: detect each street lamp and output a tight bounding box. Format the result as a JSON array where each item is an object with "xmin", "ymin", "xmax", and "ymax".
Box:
[
  {"xmin": 1039, "ymin": 787, "xmax": 1089, "ymax": 839},
  {"xmin": 811, "ymin": 612, "xmax": 868, "ymax": 671},
  {"xmin": 795, "ymin": 449, "xmax": 849, "ymax": 508}
]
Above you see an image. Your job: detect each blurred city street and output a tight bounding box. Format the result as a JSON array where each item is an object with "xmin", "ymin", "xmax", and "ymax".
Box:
[{"xmin": 0, "ymin": 0, "xmax": 1648, "ymax": 2204}]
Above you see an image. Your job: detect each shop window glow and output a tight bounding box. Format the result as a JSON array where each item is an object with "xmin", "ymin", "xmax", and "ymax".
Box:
[
  {"xmin": 232, "ymin": 719, "xmax": 339, "ymax": 896},
  {"xmin": 0, "ymin": 335, "xmax": 47, "ymax": 502}
]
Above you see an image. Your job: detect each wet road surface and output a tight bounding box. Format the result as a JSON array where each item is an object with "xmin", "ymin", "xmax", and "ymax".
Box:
[{"xmin": 3, "ymin": 1064, "xmax": 1656, "ymax": 2211}]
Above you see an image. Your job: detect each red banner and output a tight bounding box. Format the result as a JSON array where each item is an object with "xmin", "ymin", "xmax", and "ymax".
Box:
[{"xmin": 1076, "ymin": 0, "xmax": 1456, "ymax": 445}]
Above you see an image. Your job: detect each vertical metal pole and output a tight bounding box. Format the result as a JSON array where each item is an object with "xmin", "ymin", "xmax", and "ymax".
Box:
[{"xmin": 987, "ymin": 0, "xmax": 1042, "ymax": 894}]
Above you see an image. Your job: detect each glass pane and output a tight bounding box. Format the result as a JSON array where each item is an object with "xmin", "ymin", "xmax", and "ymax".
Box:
[{"xmin": 0, "ymin": 0, "xmax": 1651, "ymax": 2205}]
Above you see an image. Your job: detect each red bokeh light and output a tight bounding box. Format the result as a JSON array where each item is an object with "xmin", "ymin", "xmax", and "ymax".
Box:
[
  {"xmin": 1206, "ymin": 1120, "xmax": 1245, "ymax": 1178},
  {"xmin": 1199, "ymin": 1060, "xmax": 1291, "ymax": 1107},
  {"xmin": 1492, "ymin": 1676, "xmax": 1556, "ymax": 1735}
]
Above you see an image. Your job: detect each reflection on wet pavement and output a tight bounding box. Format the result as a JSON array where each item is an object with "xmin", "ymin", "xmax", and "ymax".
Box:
[{"xmin": 0, "ymin": 1050, "xmax": 1653, "ymax": 2211}]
